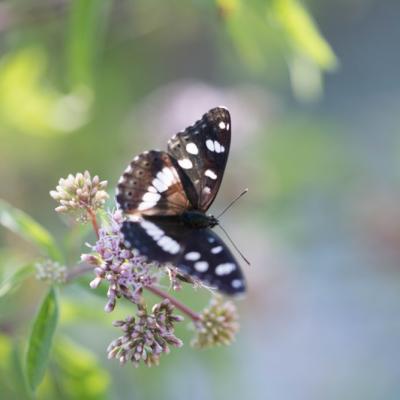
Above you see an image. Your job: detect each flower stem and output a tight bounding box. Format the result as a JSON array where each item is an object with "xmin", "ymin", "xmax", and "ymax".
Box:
[
  {"xmin": 87, "ymin": 207, "xmax": 100, "ymax": 239},
  {"xmin": 66, "ymin": 264, "xmax": 94, "ymax": 283},
  {"xmin": 146, "ymin": 285, "xmax": 201, "ymax": 321}
]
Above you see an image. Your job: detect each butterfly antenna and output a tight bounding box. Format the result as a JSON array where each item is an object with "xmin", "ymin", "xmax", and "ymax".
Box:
[
  {"xmin": 216, "ymin": 188, "xmax": 248, "ymax": 219},
  {"xmin": 217, "ymin": 222, "xmax": 251, "ymax": 266}
]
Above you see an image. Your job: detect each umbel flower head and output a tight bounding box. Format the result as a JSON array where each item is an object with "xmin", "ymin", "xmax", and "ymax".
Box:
[
  {"xmin": 191, "ymin": 295, "xmax": 239, "ymax": 349},
  {"xmin": 82, "ymin": 210, "xmax": 157, "ymax": 312},
  {"xmin": 107, "ymin": 300, "xmax": 184, "ymax": 367},
  {"xmin": 50, "ymin": 171, "xmax": 109, "ymax": 222}
]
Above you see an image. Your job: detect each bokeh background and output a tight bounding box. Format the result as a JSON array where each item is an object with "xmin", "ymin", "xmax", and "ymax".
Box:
[{"xmin": 1, "ymin": 0, "xmax": 400, "ymax": 399}]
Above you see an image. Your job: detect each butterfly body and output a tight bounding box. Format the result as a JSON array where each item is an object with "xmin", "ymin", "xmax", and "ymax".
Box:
[
  {"xmin": 181, "ymin": 210, "xmax": 218, "ymax": 229},
  {"xmin": 116, "ymin": 107, "xmax": 246, "ymax": 295}
]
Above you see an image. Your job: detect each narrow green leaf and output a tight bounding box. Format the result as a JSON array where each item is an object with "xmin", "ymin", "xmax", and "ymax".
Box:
[
  {"xmin": 25, "ymin": 288, "xmax": 59, "ymax": 392},
  {"xmin": 11, "ymin": 344, "xmax": 33, "ymax": 400},
  {"xmin": 0, "ymin": 199, "xmax": 63, "ymax": 262},
  {"xmin": 272, "ymin": 0, "xmax": 338, "ymax": 70},
  {"xmin": 0, "ymin": 264, "xmax": 35, "ymax": 298},
  {"xmin": 67, "ymin": 0, "xmax": 111, "ymax": 87}
]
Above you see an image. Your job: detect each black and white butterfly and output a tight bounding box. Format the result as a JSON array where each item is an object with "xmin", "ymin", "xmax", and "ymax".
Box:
[{"xmin": 115, "ymin": 107, "xmax": 246, "ymax": 295}]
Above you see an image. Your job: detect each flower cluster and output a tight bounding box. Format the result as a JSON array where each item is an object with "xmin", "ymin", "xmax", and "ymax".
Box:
[
  {"xmin": 49, "ymin": 170, "xmax": 243, "ymax": 368},
  {"xmin": 191, "ymin": 295, "xmax": 239, "ymax": 349},
  {"xmin": 107, "ymin": 300, "xmax": 184, "ymax": 367},
  {"xmin": 82, "ymin": 210, "xmax": 157, "ymax": 312},
  {"xmin": 50, "ymin": 171, "xmax": 109, "ymax": 222},
  {"xmin": 35, "ymin": 259, "xmax": 67, "ymax": 284}
]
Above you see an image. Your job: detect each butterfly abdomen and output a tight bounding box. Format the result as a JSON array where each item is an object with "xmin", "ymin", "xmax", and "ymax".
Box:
[{"xmin": 181, "ymin": 210, "xmax": 217, "ymax": 229}]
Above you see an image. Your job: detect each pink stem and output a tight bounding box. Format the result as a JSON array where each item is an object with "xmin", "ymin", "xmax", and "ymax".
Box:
[{"xmin": 146, "ymin": 285, "xmax": 201, "ymax": 321}]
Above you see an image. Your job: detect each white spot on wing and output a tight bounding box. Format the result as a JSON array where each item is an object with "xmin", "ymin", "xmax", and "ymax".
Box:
[
  {"xmin": 152, "ymin": 178, "xmax": 168, "ymax": 192},
  {"xmin": 162, "ymin": 167, "xmax": 175, "ymax": 184},
  {"xmin": 232, "ymin": 279, "xmax": 243, "ymax": 289},
  {"xmin": 140, "ymin": 220, "xmax": 164, "ymax": 241},
  {"xmin": 178, "ymin": 158, "xmax": 193, "ymax": 169},
  {"xmin": 206, "ymin": 139, "xmax": 215, "ymax": 152},
  {"xmin": 219, "ymin": 121, "xmax": 226, "ymax": 129},
  {"xmin": 205, "ymin": 169, "xmax": 217, "ymax": 180},
  {"xmin": 186, "ymin": 143, "xmax": 199, "ymax": 155},
  {"xmin": 138, "ymin": 201, "xmax": 156, "ymax": 210},
  {"xmin": 194, "ymin": 261, "xmax": 209, "ymax": 272},
  {"xmin": 142, "ymin": 192, "xmax": 161, "ymax": 203},
  {"xmin": 156, "ymin": 168, "xmax": 174, "ymax": 188},
  {"xmin": 215, "ymin": 263, "xmax": 236, "ymax": 276},
  {"xmin": 147, "ymin": 185, "xmax": 157, "ymax": 193},
  {"xmin": 124, "ymin": 165, "xmax": 133, "ymax": 174},
  {"xmin": 157, "ymin": 236, "xmax": 180, "ymax": 254},
  {"xmin": 211, "ymin": 246, "xmax": 223, "ymax": 254},
  {"xmin": 185, "ymin": 251, "xmax": 201, "ymax": 261}
]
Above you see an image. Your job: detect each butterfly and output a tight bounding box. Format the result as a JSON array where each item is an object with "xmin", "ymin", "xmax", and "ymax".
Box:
[{"xmin": 115, "ymin": 107, "xmax": 246, "ymax": 295}]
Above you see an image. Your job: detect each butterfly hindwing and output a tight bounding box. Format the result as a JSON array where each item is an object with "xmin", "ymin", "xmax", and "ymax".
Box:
[
  {"xmin": 116, "ymin": 150, "xmax": 190, "ymax": 216},
  {"xmin": 122, "ymin": 217, "xmax": 246, "ymax": 295},
  {"xmin": 167, "ymin": 107, "xmax": 231, "ymax": 211},
  {"xmin": 177, "ymin": 227, "xmax": 245, "ymax": 295}
]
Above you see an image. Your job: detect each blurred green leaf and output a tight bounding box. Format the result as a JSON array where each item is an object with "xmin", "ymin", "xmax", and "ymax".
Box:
[
  {"xmin": 0, "ymin": 264, "xmax": 35, "ymax": 298},
  {"xmin": 67, "ymin": 0, "xmax": 111, "ymax": 87},
  {"xmin": 25, "ymin": 287, "xmax": 59, "ymax": 392},
  {"xmin": 0, "ymin": 48, "xmax": 91, "ymax": 136},
  {"xmin": 288, "ymin": 53, "xmax": 323, "ymax": 101},
  {"xmin": 46, "ymin": 337, "xmax": 109, "ymax": 400},
  {"xmin": 220, "ymin": 0, "xmax": 337, "ymax": 99},
  {"xmin": 10, "ymin": 344, "xmax": 32, "ymax": 400},
  {"xmin": 271, "ymin": 0, "xmax": 338, "ymax": 71},
  {"xmin": 222, "ymin": 0, "xmax": 280, "ymax": 72},
  {"xmin": 0, "ymin": 199, "xmax": 63, "ymax": 262}
]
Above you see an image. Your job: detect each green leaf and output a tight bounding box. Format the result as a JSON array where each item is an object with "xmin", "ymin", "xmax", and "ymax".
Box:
[
  {"xmin": 25, "ymin": 288, "xmax": 59, "ymax": 392},
  {"xmin": 49, "ymin": 337, "xmax": 109, "ymax": 400},
  {"xmin": 0, "ymin": 199, "xmax": 63, "ymax": 262},
  {"xmin": 10, "ymin": 344, "xmax": 32, "ymax": 400},
  {"xmin": 0, "ymin": 264, "xmax": 35, "ymax": 298},
  {"xmin": 271, "ymin": 0, "xmax": 338, "ymax": 71},
  {"xmin": 67, "ymin": 0, "xmax": 111, "ymax": 87}
]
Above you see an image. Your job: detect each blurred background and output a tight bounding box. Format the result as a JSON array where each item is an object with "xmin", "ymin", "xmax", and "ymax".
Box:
[{"xmin": 1, "ymin": 0, "xmax": 400, "ymax": 399}]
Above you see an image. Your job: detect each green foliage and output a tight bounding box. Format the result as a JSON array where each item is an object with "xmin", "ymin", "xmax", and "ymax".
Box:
[
  {"xmin": 0, "ymin": 263, "xmax": 35, "ymax": 298},
  {"xmin": 218, "ymin": 0, "xmax": 337, "ymax": 100},
  {"xmin": 0, "ymin": 48, "xmax": 91, "ymax": 136},
  {"xmin": 0, "ymin": 199, "xmax": 63, "ymax": 262},
  {"xmin": 67, "ymin": 0, "xmax": 111, "ymax": 87},
  {"xmin": 25, "ymin": 288, "xmax": 59, "ymax": 392},
  {"xmin": 37, "ymin": 337, "xmax": 110, "ymax": 400}
]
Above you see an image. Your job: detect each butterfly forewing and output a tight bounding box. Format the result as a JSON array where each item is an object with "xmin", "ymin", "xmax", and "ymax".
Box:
[
  {"xmin": 167, "ymin": 107, "xmax": 231, "ymax": 211},
  {"xmin": 116, "ymin": 150, "xmax": 190, "ymax": 216},
  {"xmin": 122, "ymin": 218, "xmax": 246, "ymax": 295}
]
